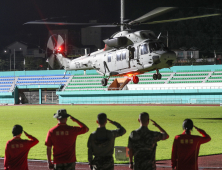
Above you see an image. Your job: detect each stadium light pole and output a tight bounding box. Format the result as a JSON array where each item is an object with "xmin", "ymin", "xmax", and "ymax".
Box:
[
  {"xmin": 14, "ymin": 49, "xmax": 15, "ymax": 105},
  {"xmin": 13, "ymin": 48, "xmax": 22, "ymax": 105}
]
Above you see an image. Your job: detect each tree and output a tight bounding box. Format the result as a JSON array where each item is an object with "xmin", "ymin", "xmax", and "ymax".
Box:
[
  {"xmin": 201, "ymin": 55, "xmax": 209, "ymax": 65},
  {"xmin": 0, "ymin": 59, "xmax": 6, "ymax": 70}
]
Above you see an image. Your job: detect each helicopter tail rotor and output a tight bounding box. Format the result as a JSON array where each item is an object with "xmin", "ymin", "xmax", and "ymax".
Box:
[
  {"xmin": 46, "ymin": 34, "xmax": 65, "ymax": 68},
  {"xmin": 48, "ymin": 54, "xmax": 55, "ymax": 68}
]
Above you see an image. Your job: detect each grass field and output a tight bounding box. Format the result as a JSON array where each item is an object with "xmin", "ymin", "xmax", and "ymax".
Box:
[{"xmin": 0, "ymin": 105, "xmax": 221, "ymax": 163}]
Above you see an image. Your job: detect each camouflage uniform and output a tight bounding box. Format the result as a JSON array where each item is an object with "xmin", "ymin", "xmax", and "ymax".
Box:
[
  {"xmin": 87, "ymin": 121, "xmax": 126, "ymax": 170},
  {"xmin": 54, "ymin": 162, "xmax": 76, "ymax": 170},
  {"xmin": 91, "ymin": 156, "xmax": 114, "ymax": 170},
  {"xmin": 128, "ymin": 126, "xmax": 164, "ymax": 170}
]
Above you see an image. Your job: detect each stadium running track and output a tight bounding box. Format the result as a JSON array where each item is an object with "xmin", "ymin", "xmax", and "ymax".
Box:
[{"xmin": 0, "ymin": 154, "xmax": 222, "ymax": 169}]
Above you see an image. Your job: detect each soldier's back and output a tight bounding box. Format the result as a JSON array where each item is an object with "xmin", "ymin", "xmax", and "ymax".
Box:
[{"xmin": 128, "ymin": 126, "xmax": 163, "ymax": 170}]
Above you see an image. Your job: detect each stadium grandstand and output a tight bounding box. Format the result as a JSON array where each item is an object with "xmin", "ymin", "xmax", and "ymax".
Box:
[{"xmin": 0, "ymin": 65, "xmax": 222, "ymax": 105}]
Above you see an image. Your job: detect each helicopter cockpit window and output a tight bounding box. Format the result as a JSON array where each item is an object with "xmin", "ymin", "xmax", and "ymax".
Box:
[
  {"xmin": 149, "ymin": 42, "xmax": 168, "ymax": 52},
  {"xmin": 107, "ymin": 54, "xmax": 112, "ymax": 62},
  {"xmin": 116, "ymin": 53, "xmax": 121, "ymax": 61},
  {"xmin": 122, "ymin": 51, "xmax": 126, "ymax": 60},
  {"xmin": 140, "ymin": 44, "xmax": 148, "ymax": 55}
]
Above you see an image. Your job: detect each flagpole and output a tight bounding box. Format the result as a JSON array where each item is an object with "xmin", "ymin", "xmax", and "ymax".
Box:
[
  {"xmin": 191, "ymin": 51, "xmax": 193, "ymax": 65},
  {"xmin": 214, "ymin": 50, "xmax": 216, "ymax": 65},
  {"xmin": 24, "ymin": 58, "xmax": 25, "ymax": 71}
]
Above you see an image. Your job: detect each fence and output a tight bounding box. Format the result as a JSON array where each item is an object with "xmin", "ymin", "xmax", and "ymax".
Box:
[
  {"xmin": 42, "ymin": 91, "xmax": 58, "ymax": 104},
  {"xmin": 23, "ymin": 91, "xmax": 39, "ymax": 104},
  {"xmin": 23, "ymin": 91, "xmax": 58, "ymax": 104}
]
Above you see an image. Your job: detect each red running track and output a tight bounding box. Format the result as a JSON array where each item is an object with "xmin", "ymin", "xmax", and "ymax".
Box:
[{"xmin": 0, "ymin": 154, "xmax": 222, "ymax": 170}]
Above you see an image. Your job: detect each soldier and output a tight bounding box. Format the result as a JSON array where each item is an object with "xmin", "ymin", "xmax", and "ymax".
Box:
[
  {"xmin": 171, "ymin": 119, "xmax": 211, "ymax": 170},
  {"xmin": 87, "ymin": 113, "xmax": 126, "ymax": 170},
  {"xmin": 4, "ymin": 125, "xmax": 39, "ymax": 170},
  {"xmin": 128, "ymin": 112, "xmax": 169, "ymax": 170},
  {"xmin": 45, "ymin": 109, "xmax": 89, "ymax": 170}
]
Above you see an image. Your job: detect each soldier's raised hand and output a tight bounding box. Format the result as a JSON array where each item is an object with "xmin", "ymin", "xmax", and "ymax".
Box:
[
  {"xmin": 194, "ymin": 125, "xmax": 199, "ymax": 130},
  {"xmin": 70, "ymin": 116, "xmax": 76, "ymax": 121},
  {"xmin": 107, "ymin": 118, "xmax": 114, "ymax": 124},
  {"xmin": 24, "ymin": 131, "xmax": 28, "ymax": 136},
  {"xmin": 150, "ymin": 119, "xmax": 158, "ymax": 127}
]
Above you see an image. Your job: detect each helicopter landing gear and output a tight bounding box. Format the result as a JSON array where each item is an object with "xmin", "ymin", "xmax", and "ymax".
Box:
[
  {"xmin": 153, "ymin": 74, "xmax": 158, "ymax": 80},
  {"xmin": 153, "ymin": 69, "xmax": 162, "ymax": 80},
  {"xmin": 132, "ymin": 76, "xmax": 139, "ymax": 84},
  {"xmin": 101, "ymin": 78, "xmax": 108, "ymax": 86},
  {"xmin": 153, "ymin": 73, "xmax": 162, "ymax": 80},
  {"xmin": 157, "ymin": 73, "xmax": 162, "ymax": 79}
]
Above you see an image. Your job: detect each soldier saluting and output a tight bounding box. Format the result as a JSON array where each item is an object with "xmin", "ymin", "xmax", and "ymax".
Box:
[
  {"xmin": 128, "ymin": 112, "xmax": 169, "ymax": 170},
  {"xmin": 45, "ymin": 109, "xmax": 89, "ymax": 170},
  {"xmin": 87, "ymin": 113, "xmax": 126, "ymax": 170},
  {"xmin": 4, "ymin": 125, "xmax": 39, "ymax": 170}
]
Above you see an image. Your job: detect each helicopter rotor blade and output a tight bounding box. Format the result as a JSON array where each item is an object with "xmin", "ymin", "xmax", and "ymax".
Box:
[
  {"xmin": 47, "ymin": 36, "xmax": 55, "ymax": 51},
  {"xmin": 90, "ymin": 25, "xmax": 120, "ymax": 27},
  {"xmin": 129, "ymin": 7, "xmax": 176, "ymax": 25},
  {"xmin": 56, "ymin": 56, "xmax": 63, "ymax": 68},
  {"xmin": 142, "ymin": 13, "xmax": 221, "ymax": 24},
  {"xmin": 24, "ymin": 21, "xmax": 116, "ymax": 26},
  {"xmin": 48, "ymin": 54, "xmax": 55, "ymax": 69}
]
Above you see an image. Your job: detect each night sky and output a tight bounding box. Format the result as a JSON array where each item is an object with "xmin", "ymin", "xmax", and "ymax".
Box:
[
  {"xmin": 0, "ymin": 0, "xmax": 124, "ymax": 49},
  {"xmin": 0, "ymin": 0, "xmax": 222, "ymax": 51}
]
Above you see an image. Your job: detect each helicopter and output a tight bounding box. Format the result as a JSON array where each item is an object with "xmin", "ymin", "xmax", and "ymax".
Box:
[{"xmin": 25, "ymin": 7, "xmax": 220, "ymax": 86}]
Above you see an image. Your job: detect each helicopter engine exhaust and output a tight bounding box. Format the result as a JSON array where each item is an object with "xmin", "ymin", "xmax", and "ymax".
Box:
[{"xmin": 103, "ymin": 37, "xmax": 128, "ymax": 48}]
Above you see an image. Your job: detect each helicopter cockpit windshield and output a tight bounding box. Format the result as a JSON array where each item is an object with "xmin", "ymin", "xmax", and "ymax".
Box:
[{"xmin": 149, "ymin": 42, "xmax": 168, "ymax": 52}]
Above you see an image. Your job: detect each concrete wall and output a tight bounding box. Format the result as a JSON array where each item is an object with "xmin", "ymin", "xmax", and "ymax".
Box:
[
  {"xmin": 0, "ymin": 92, "xmax": 14, "ymax": 104},
  {"xmin": 57, "ymin": 89, "xmax": 222, "ymax": 104}
]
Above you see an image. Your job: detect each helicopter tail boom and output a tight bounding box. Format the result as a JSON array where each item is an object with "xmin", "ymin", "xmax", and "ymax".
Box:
[{"xmin": 56, "ymin": 54, "xmax": 71, "ymax": 70}]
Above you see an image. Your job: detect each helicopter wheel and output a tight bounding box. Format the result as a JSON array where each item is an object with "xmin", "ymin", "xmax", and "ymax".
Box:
[
  {"xmin": 157, "ymin": 74, "xmax": 162, "ymax": 80},
  {"xmin": 153, "ymin": 74, "xmax": 158, "ymax": 80},
  {"xmin": 132, "ymin": 76, "xmax": 139, "ymax": 84},
  {"xmin": 101, "ymin": 78, "xmax": 108, "ymax": 86}
]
